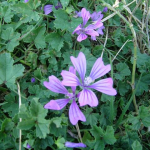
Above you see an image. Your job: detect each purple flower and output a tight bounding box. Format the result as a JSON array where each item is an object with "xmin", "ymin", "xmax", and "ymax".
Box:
[
  {"xmin": 31, "ymin": 78, "xmax": 35, "ymax": 83},
  {"xmin": 65, "ymin": 142, "xmax": 86, "ymax": 148},
  {"xmin": 61, "ymin": 52, "xmax": 117, "ymax": 107},
  {"xmin": 90, "ymin": 11, "xmax": 105, "ymax": 39},
  {"xmin": 26, "ymin": 143, "xmax": 31, "ymax": 149},
  {"xmin": 91, "ymin": 11, "xmax": 103, "ymax": 22},
  {"xmin": 73, "ymin": 8, "xmax": 103, "ymax": 42},
  {"xmin": 43, "ymin": 5, "xmax": 53, "ymax": 15},
  {"xmin": 103, "ymin": 7, "xmax": 108, "ymax": 13},
  {"xmin": 43, "ymin": 67, "xmax": 86, "ymax": 125},
  {"xmin": 24, "ymin": 0, "xmax": 29, "ymax": 3},
  {"xmin": 55, "ymin": 2, "xmax": 63, "ymax": 10}
]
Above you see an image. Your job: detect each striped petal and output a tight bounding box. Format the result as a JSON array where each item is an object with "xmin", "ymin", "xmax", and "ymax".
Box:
[
  {"xmin": 43, "ymin": 75, "xmax": 68, "ymax": 94},
  {"xmin": 89, "ymin": 57, "xmax": 111, "ymax": 80},
  {"xmin": 88, "ymin": 78, "xmax": 117, "ymax": 95},
  {"xmin": 43, "ymin": 5, "xmax": 53, "ymax": 15},
  {"xmin": 81, "ymin": 8, "xmax": 90, "ymax": 26},
  {"xmin": 61, "ymin": 70, "xmax": 80, "ymax": 86},
  {"xmin": 70, "ymin": 52, "xmax": 86, "ymax": 82},
  {"xmin": 77, "ymin": 33, "xmax": 88, "ymax": 42},
  {"xmin": 69, "ymin": 66, "xmax": 76, "ymax": 93},
  {"xmin": 79, "ymin": 89, "xmax": 98, "ymax": 107},
  {"xmin": 44, "ymin": 99, "xmax": 70, "ymax": 110},
  {"xmin": 69, "ymin": 100, "xmax": 86, "ymax": 125}
]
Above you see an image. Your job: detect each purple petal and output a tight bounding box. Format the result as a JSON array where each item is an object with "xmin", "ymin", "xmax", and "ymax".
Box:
[
  {"xmin": 103, "ymin": 7, "xmax": 108, "ymax": 13},
  {"xmin": 69, "ymin": 66, "xmax": 76, "ymax": 93},
  {"xmin": 77, "ymin": 33, "xmax": 88, "ymax": 42},
  {"xmin": 55, "ymin": 2, "xmax": 62, "ymax": 10},
  {"xmin": 26, "ymin": 143, "xmax": 31, "ymax": 149},
  {"xmin": 43, "ymin": 75, "xmax": 68, "ymax": 94},
  {"xmin": 91, "ymin": 11, "xmax": 103, "ymax": 22},
  {"xmin": 31, "ymin": 77, "xmax": 35, "ymax": 83},
  {"xmin": 75, "ymin": 11, "xmax": 82, "ymax": 17},
  {"xmin": 69, "ymin": 100, "xmax": 86, "ymax": 125},
  {"xmin": 81, "ymin": 8, "xmax": 90, "ymax": 26},
  {"xmin": 88, "ymin": 78, "xmax": 117, "ymax": 95},
  {"xmin": 97, "ymin": 26, "xmax": 105, "ymax": 35},
  {"xmin": 86, "ymin": 21, "xmax": 103, "ymax": 30},
  {"xmin": 72, "ymin": 24, "xmax": 82, "ymax": 35},
  {"xmin": 70, "ymin": 52, "xmax": 86, "ymax": 82},
  {"xmin": 44, "ymin": 5, "xmax": 53, "ymax": 15},
  {"xmin": 65, "ymin": 142, "xmax": 86, "ymax": 148},
  {"xmin": 91, "ymin": 36, "xmax": 96, "ymax": 41},
  {"xmin": 24, "ymin": 0, "xmax": 29, "ymax": 3},
  {"xmin": 85, "ymin": 29, "xmax": 99, "ymax": 37},
  {"xmin": 61, "ymin": 70, "xmax": 80, "ymax": 86},
  {"xmin": 79, "ymin": 89, "xmax": 98, "ymax": 107},
  {"xmin": 44, "ymin": 99, "xmax": 70, "ymax": 110},
  {"xmin": 89, "ymin": 57, "xmax": 111, "ymax": 80}
]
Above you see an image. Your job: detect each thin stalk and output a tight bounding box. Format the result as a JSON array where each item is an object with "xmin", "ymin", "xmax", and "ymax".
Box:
[
  {"xmin": 101, "ymin": 26, "xmax": 108, "ymax": 58},
  {"xmin": 75, "ymin": 123, "xmax": 82, "ymax": 143},
  {"xmin": 18, "ymin": 17, "xmax": 43, "ymax": 41},
  {"xmin": 17, "ymin": 82, "xmax": 22, "ymax": 150},
  {"xmin": 109, "ymin": 55, "xmax": 114, "ymax": 125},
  {"xmin": 112, "ymin": 39, "xmax": 131, "ymax": 62},
  {"xmin": 100, "ymin": 0, "xmax": 138, "ymax": 114}
]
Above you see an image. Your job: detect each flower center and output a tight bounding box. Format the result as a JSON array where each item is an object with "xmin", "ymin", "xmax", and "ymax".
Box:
[
  {"xmin": 66, "ymin": 93, "xmax": 74, "ymax": 99},
  {"xmin": 84, "ymin": 76, "xmax": 93, "ymax": 86}
]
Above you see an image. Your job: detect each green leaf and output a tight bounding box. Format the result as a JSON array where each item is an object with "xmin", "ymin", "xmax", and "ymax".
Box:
[
  {"xmin": 103, "ymin": 126, "xmax": 116, "ymax": 145},
  {"xmin": 118, "ymin": 81, "xmax": 130, "ymax": 96},
  {"xmin": 60, "ymin": 0, "xmax": 70, "ymax": 8},
  {"xmin": 13, "ymin": 0, "xmax": 40, "ymax": 22},
  {"xmin": 46, "ymin": 32, "xmax": 64, "ymax": 51},
  {"xmin": 1, "ymin": 28, "xmax": 20, "ymax": 52},
  {"xmin": 0, "ymin": 53, "xmax": 24, "ymax": 88},
  {"xmin": 115, "ymin": 63, "xmax": 131, "ymax": 80},
  {"xmin": 34, "ymin": 26, "xmax": 46, "ymax": 49},
  {"xmin": 131, "ymin": 140, "xmax": 142, "ymax": 150},
  {"xmin": 17, "ymin": 119, "xmax": 35, "ymax": 130},
  {"xmin": 55, "ymin": 137, "xmax": 65, "ymax": 149},
  {"xmin": 91, "ymin": 126, "xmax": 116, "ymax": 150},
  {"xmin": 2, "ymin": 93, "xmax": 19, "ymax": 117},
  {"xmin": 0, "ymin": 6, "xmax": 14, "ymax": 23},
  {"xmin": 82, "ymin": 108, "xmax": 99, "ymax": 126},
  {"xmin": 35, "ymin": 118, "xmax": 50, "ymax": 139},
  {"xmin": 54, "ymin": 9, "xmax": 70, "ymax": 30},
  {"xmin": 29, "ymin": 98, "xmax": 48, "ymax": 119}
]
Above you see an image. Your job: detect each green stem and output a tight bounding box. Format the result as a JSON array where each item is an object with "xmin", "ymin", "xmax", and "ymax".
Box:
[
  {"xmin": 115, "ymin": 73, "xmax": 143, "ymax": 130},
  {"xmin": 100, "ymin": 0, "xmax": 138, "ymax": 114},
  {"xmin": 71, "ymin": 0, "xmax": 80, "ymax": 11},
  {"xmin": 75, "ymin": 123, "xmax": 82, "ymax": 143},
  {"xmin": 18, "ymin": 17, "xmax": 43, "ymax": 41}
]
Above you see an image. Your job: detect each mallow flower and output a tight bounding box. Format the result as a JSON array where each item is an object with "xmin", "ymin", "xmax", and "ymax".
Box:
[
  {"xmin": 90, "ymin": 11, "xmax": 105, "ymax": 39},
  {"xmin": 65, "ymin": 142, "xmax": 86, "ymax": 148},
  {"xmin": 61, "ymin": 52, "xmax": 117, "ymax": 107},
  {"xmin": 43, "ymin": 67, "xmax": 86, "ymax": 125},
  {"xmin": 73, "ymin": 8, "xmax": 103, "ymax": 42}
]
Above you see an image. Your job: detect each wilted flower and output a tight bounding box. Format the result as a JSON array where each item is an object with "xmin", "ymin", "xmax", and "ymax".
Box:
[
  {"xmin": 65, "ymin": 142, "xmax": 86, "ymax": 148},
  {"xmin": 31, "ymin": 77, "xmax": 35, "ymax": 83},
  {"xmin": 43, "ymin": 67, "xmax": 86, "ymax": 125},
  {"xmin": 73, "ymin": 8, "xmax": 103, "ymax": 42},
  {"xmin": 61, "ymin": 52, "xmax": 117, "ymax": 107}
]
